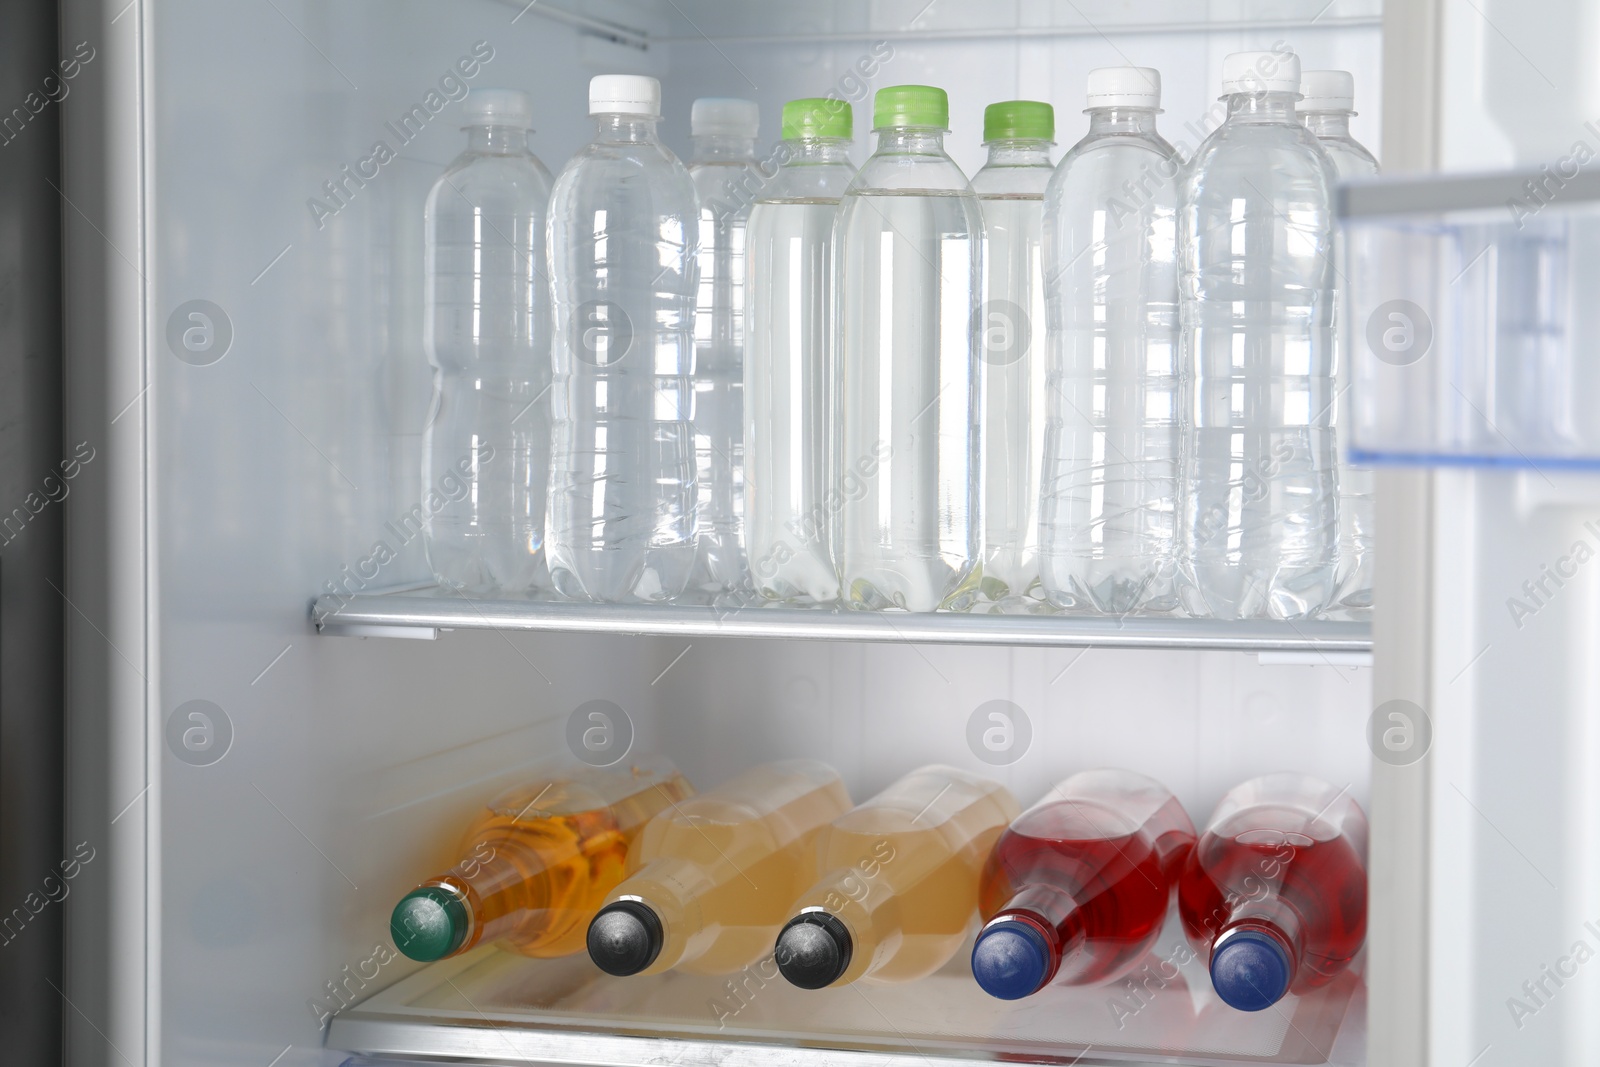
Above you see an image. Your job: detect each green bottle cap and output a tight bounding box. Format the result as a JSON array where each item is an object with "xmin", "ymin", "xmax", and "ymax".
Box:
[
  {"xmin": 391, "ymin": 886, "xmax": 469, "ymax": 962},
  {"xmin": 873, "ymin": 85, "xmax": 949, "ymax": 130},
  {"xmin": 984, "ymin": 100, "xmax": 1055, "ymax": 143},
  {"xmin": 782, "ymin": 97, "xmax": 853, "ymax": 140}
]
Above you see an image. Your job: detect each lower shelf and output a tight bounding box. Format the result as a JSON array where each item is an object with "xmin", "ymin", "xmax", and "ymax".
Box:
[
  {"xmin": 311, "ymin": 587, "xmax": 1372, "ymax": 655},
  {"xmin": 328, "ymin": 925, "xmax": 1365, "ymax": 1067}
]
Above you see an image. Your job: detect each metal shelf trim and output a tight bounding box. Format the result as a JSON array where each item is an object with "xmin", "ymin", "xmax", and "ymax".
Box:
[{"xmin": 312, "ymin": 592, "xmax": 1370, "ymax": 652}]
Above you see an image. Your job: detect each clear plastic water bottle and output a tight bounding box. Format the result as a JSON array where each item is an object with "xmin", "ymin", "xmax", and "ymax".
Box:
[
  {"xmin": 422, "ymin": 89, "xmax": 554, "ymax": 595},
  {"xmin": 1039, "ymin": 68, "xmax": 1182, "ymax": 616},
  {"xmin": 1178, "ymin": 52, "xmax": 1339, "ymax": 620},
  {"xmin": 971, "ymin": 101, "xmax": 1055, "ymax": 613},
  {"xmin": 836, "ymin": 85, "xmax": 984, "ymax": 612},
  {"xmin": 547, "ymin": 75, "xmax": 698, "ymax": 604},
  {"xmin": 1300, "ymin": 70, "xmax": 1378, "ymax": 616},
  {"xmin": 685, "ymin": 98, "xmax": 761, "ymax": 605},
  {"xmin": 744, "ymin": 98, "xmax": 857, "ymax": 605}
]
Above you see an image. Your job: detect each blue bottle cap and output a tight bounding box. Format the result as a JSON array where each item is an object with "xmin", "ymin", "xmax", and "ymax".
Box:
[
  {"xmin": 971, "ymin": 920, "xmax": 1051, "ymax": 1000},
  {"xmin": 1210, "ymin": 930, "xmax": 1292, "ymax": 1011}
]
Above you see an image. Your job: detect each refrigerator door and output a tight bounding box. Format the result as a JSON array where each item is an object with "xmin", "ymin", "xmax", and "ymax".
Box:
[{"xmin": 1355, "ymin": 4, "xmax": 1600, "ymax": 1065}]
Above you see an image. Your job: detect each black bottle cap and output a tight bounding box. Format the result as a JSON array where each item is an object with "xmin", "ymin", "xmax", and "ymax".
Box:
[
  {"xmin": 775, "ymin": 912, "xmax": 852, "ymax": 989},
  {"xmin": 587, "ymin": 900, "xmax": 664, "ymax": 976}
]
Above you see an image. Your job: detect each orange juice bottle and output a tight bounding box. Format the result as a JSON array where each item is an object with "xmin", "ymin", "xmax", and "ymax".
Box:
[
  {"xmin": 390, "ymin": 755, "xmax": 693, "ymax": 962},
  {"xmin": 587, "ymin": 759, "xmax": 852, "ymax": 976},
  {"xmin": 775, "ymin": 765, "xmax": 1020, "ymax": 988}
]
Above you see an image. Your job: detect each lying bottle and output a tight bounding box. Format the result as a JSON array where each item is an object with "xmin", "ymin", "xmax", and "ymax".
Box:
[
  {"xmin": 971, "ymin": 769, "xmax": 1196, "ymax": 999},
  {"xmin": 587, "ymin": 760, "xmax": 851, "ymax": 976},
  {"xmin": 389, "ymin": 756, "xmax": 694, "ymax": 962},
  {"xmin": 774, "ymin": 766, "xmax": 1019, "ymax": 988},
  {"xmin": 1177, "ymin": 774, "xmax": 1368, "ymax": 1011}
]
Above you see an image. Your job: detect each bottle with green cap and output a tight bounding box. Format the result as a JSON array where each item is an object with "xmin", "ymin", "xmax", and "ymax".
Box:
[
  {"xmin": 586, "ymin": 759, "xmax": 851, "ymax": 977},
  {"xmin": 1039, "ymin": 66, "xmax": 1184, "ymax": 617},
  {"xmin": 835, "ymin": 85, "xmax": 985, "ymax": 612},
  {"xmin": 389, "ymin": 756, "xmax": 693, "ymax": 963},
  {"xmin": 970, "ymin": 101, "xmax": 1056, "ymax": 612},
  {"xmin": 744, "ymin": 98, "xmax": 858, "ymax": 606}
]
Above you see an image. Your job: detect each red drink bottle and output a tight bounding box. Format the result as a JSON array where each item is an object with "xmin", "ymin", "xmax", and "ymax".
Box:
[
  {"xmin": 972, "ymin": 769, "xmax": 1197, "ymax": 999},
  {"xmin": 1177, "ymin": 774, "xmax": 1368, "ymax": 1011}
]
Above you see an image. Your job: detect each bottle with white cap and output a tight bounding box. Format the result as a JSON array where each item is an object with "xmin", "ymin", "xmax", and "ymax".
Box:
[
  {"xmin": 1039, "ymin": 67, "xmax": 1183, "ymax": 616},
  {"xmin": 836, "ymin": 85, "xmax": 985, "ymax": 612},
  {"xmin": 970, "ymin": 101, "xmax": 1056, "ymax": 613},
  {"xmin": 546, "ymin": 75, "xmax": 699, "ymax": 603},
  {"xmin": 684, "ymin": 98, "xmax": 761, "ymax": 605},
  {"xmin": 422, "ymin": 88, "xmax": 555, "ymax": 595},
  {"xmin": 744, "ymin": 98, "xmax": 858, "ymax": 606},
  {"xmin": 1299, "ymin": 70, "xmax": 1378, "ymax": 617},
  {"xmin": 1177, "ymin": 51, "xmax": 1340, "ymax": 620}
]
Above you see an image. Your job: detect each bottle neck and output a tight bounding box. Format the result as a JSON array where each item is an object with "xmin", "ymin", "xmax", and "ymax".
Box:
[
  {"xmin": 466, "ymin": 124, "xmax": 531, "ymax": 155},
  {"xmin": 873, "ymin": 127, "xmax": 948, "ymax": 156},
  {"xmin": 982, "ymin": 139, "xmax": 1053, "ymax": 167},
  {"xmin": 594, "ymin": 113, "xmax": 660, "ymax": 144},
  {"xmin": 692, "ymin": 133, "xmax": 757, "ymax": 162},
  {"xmin": 1215, "ymin": 901, "xmax": 1303, "ymax": 971},
  {"xmin": 1302, "ymin": 110, "xmax": 1355, "ymax": 139},
  {"xmin": 425, "ymin": 835, "xmax": 553, "ymax": 956},
  {"xmin": 1222, "ymin": 90, "xmax": 1301, "ymax": 123},
  {"xmin": 784, "ymin": 136, "xmax": 854, "ymax": 165},
  {"xmin": 1085, "ymin": 106, "xmax": 1161, "ymax": 137},
  {"xmin": 993, "ymin": 882, "xmax": 1087, "ymax": 987},
  {"xmin": 618, "ymin": 856, "xmax": 711, "ymax": 972}
]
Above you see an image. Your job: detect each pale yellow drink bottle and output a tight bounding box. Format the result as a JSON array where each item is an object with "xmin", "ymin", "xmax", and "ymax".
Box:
[
  {"xmin": 586, "ymin": 759, "xmax": 852, "ymax": 977},
  {"xmin": 774, "ymin": 765, "xmax": 1020, "ymax": 987}
]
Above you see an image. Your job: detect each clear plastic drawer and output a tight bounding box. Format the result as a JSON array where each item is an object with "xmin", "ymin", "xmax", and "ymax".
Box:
[{"xmin": 1338, "ymin": 170, "xmax": 1600, "ymax": 468}]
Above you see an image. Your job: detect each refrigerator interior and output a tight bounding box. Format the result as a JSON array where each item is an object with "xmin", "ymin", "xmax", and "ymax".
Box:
[{"xmin": 65, "ymin": 2, "xmax": 1386, "ymax": 1066}]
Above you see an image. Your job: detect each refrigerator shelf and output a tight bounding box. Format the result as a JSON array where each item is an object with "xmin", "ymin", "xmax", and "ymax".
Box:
[
  {"xmin": 596, "ymin": 0, "xmax": 1383, "ymax": 44},
  {"xmin": 312, "ymin": 588, "xmax": 1371, "ymax": 653},
  {"xmin": 328, "ymin": 941, "xmax": 1364, "ymax": 1067}
]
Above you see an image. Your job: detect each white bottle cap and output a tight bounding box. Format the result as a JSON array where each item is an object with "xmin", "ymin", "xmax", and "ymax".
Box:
[
  {"xmin": 589, "ymin": 74, "xmax": 661, "ymax": 118},
  {"xmin": 691, "ymin": 97, "xmax": 760, "ymax": 138},
  {"xmin": 1298, "ymin": 70, "xmax": 1356, "ymax": 112},
  {"xmin": 463, "ymin": 88, "xmax": 534, "ymax": 129},
  {"xmin": 1220, "ymin": 50, "xmax": 1302, "ymax": 96},
  {"xmin": 1085, "ymin": 67, "xmax": 1161, "ymax": 110}
]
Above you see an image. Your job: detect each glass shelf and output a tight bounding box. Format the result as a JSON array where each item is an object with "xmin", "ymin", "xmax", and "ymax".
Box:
[
  {"xmin": 311, "ymin": 586, "xmax": 1370, "ymax": 654},
  {"xmin": 580, "ymin": 0, "xmax": 1384, "ymax": 43},
  {"xmin": 328, "ymin": 930, "xmax": 1365, "ymax": 1067}
]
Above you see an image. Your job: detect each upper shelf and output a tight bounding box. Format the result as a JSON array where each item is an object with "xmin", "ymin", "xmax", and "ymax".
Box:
[
  {"xmin": 312, "ymin": 586, "xmax": 1370, "ymax": 654},
  {"xmin": 540, "ymin": 0, "xmax": 1383, "ymax": 44}
]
